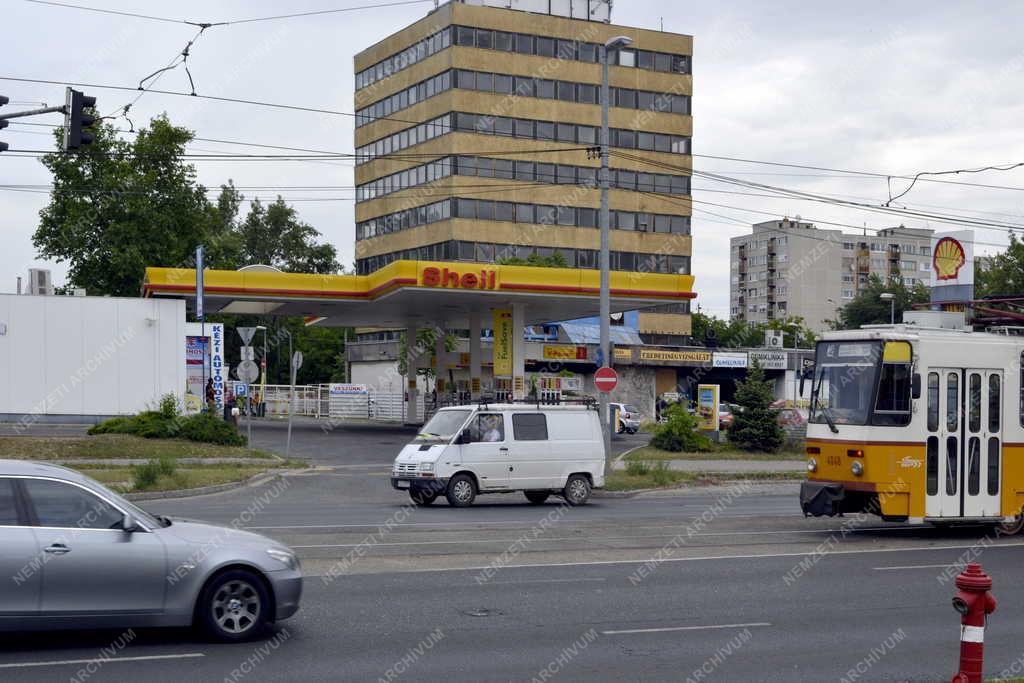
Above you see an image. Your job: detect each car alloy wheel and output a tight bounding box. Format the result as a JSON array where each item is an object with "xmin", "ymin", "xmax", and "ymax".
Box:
[{"xmin": 212, "ymin": 579, "xmax": 262, "ymax": 636}]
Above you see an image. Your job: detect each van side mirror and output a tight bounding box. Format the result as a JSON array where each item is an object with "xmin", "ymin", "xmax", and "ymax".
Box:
[
  {"xmin": 911, "ymin": 373, "xmax": 921, "ymax": 400},
  {"xmin": 121, "ymin": 513, "xmax": 140, "ymax": 533},
  {"xmin": 457, "ymin": 428, "xmax": 473, "ymax": 445}
]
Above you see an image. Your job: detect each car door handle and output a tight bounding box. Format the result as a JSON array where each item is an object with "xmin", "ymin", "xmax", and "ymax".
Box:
[
  {"xmin": 44, "ymin": 544, "xmax": 70, "ymax": 555},
  {"xmin": 499, "ymin": 447, "xmax": 509, "ymax": 452}
]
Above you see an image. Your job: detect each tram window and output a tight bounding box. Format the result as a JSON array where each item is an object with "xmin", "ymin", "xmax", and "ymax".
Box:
[
  {"xmin": 967, "ymin": 437, "xmax": 980, "ymax": 496},
  {"xmin": 947, "ymin": 373, "xmax": 959, "ymax": 432},
  {"xmin": 946, "ymin": 436, "xmax": 958, "ymax": 495},
  {"xmin": 873, "ymin": 363, "xmax": 911, "ymax": 426},
  {"xmin": 969, "ymin": 374, "xmax": 981, "ymax": 433},
  {"xmin": 927, "ymin": 373, "xmax": 939, "ymax": 432},
  {"xmin": 989, "ymin": 375, "xmax": 1001, "ymax": 432},
  {"xmin": 926, "ymin": 436, "xmax": 938, "ymax": 496},
  {"xmin": 988, "ymin": 437, "xmax": 1000, "ymax": 495}
]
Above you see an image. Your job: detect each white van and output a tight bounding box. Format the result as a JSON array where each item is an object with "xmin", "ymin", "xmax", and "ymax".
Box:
[{"xmin": 390, "ymin": 404, "xmax": 605, "ymax": 507}]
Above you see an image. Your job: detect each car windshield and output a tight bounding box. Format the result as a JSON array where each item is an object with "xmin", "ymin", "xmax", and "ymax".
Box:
[
  {"xmin": 810, "ymin": 341, "xmax": 883, "ymax": 426},
  {"xmin": 623, "ymin": 405, "xmax": 639, "ymax": 413},
  {"xmin": 416, "ymin": 409, "xmax": 472, "ymax": 441}
]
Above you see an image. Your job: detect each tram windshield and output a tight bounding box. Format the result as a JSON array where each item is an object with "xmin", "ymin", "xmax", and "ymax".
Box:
[{"xmin": 809, "ymin": 341, "xmax": 883, "ymax": 426}]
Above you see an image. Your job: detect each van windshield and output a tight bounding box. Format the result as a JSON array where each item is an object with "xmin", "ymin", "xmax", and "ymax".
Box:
[{"xmin": 416, "ymin": 410, "xmax": 472, "ymax": 441}]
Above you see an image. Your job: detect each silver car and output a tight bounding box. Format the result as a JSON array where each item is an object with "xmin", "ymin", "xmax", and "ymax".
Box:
[{"xmin": 0, "ymin": 460, "xmax": 301, "ymax": 642}]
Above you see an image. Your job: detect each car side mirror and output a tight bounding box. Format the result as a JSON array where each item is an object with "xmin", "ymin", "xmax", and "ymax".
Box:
[
  {"xmin": 458, "ymin": 428, "xmax": 473, "ymax": 445},
  {"xmin": 911, "ymin": 373, "xmax": 921, "ymax": 400},
  {"xmin": 121, "ymin": 513, "xmax": 140, "ymax": 533}
]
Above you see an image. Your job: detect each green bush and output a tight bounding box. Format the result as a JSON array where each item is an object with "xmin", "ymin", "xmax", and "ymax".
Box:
[
  {"xmin": 157, "ymin": 393, "xmax": 179, "ymax": 419},
  {"xmin": 650, "ymin": 405, "xmax": 713, "ymax": 453},
  {"xmin": 177, "ymin": 413, "xmax": 246, "ymax": 446},
  {"xmin": 133, "ymin": 456, "xmax": 176, "ymax": 490},
  {"xmin": 626, "ymin": 460, "xmax": 652, "ymax": 476},
  {"xmin": 88, "ymin": 404, "xmax": 246, "ymax": 447}
]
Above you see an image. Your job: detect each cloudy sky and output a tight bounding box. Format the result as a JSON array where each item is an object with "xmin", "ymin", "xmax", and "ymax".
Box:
[{"xmin": 2, "ymin": 0, "xmax": 1023, "ymax": 316}]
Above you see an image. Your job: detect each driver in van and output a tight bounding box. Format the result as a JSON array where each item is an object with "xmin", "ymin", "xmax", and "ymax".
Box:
[{"xmin": 481, "ymin": 415, "xmax": 503, "ymax": 442}]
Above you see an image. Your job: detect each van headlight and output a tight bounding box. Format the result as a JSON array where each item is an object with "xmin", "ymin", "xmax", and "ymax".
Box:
[
  {"xmin": 851, "ymin": 461, "xmax": 864, "ymax": 477},
  {"xmin": 807, "ymin": 458, "xmax": 817, "ymax": 473},
  {"xmin": 266, "ymin": 548, "xmax": 299, "ymax": 571},
  {"xmin": 419, "ymin": 462, "xmax": 434, "ymax": 472}
]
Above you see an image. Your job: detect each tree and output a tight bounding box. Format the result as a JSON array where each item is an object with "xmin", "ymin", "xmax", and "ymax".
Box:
[
  {"xmin": 827, "ymin": 275, "xmax": 930, "ymax": 330},
  {"xmin": 34, "ymin": 116, "xmax": 212, "ymax": 296},
  {"xmin": 728, "ymin": 360, "xmax": 785, "ymax": 453},
  {"xmin": 976, "ymin": 233, "xmax": 1024, "ymax": 298},
  {"xmin": 765, "ymin": 315, "xmax": 816, "ymax": 348},
  {"xmin": 691, "ymin": 312, "xmax": 815, "ymax": 348},
  {"xmin": 237, "ymin": 197, "xmax": 339, "ymax": 273}
]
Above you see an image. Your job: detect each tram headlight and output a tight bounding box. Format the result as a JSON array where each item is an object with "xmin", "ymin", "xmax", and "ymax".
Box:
[
  {"xmin": 851, "ymin": 460, "xmax": 864, "ymax": 477},
  {"xmin": 807, "ymin": 458, "xmax": 817, "ymax": 473}
]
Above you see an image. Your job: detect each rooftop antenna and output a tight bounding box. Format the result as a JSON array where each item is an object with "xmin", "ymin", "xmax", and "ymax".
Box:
[{"xmin": 660, "ymin": 16, "xmax": 664, "ymax": 31}]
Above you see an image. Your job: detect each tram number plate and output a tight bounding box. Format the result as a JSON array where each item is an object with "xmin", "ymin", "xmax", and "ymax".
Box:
[{"xmin": 826, "ymin": 455, "xmax": 842, "ymax": 467}]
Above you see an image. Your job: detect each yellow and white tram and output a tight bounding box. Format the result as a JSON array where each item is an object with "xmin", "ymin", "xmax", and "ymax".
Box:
[{"xmin": 801, "ymin": 325, "xmax": 1024, "ymax": 529}]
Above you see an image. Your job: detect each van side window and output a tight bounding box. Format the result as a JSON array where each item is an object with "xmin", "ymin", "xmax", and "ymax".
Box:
[
  {"xmin": 512, "ymin": 413, "xmax": 548, "ymax": 441},
  {"xmin": 470, "ymin": 414, "xmax": 504, "ymax": 442}
]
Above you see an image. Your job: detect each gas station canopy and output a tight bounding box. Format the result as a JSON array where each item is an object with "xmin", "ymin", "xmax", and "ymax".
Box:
[{"xmin": 143, "ymin": 260, "xmax": 696, "ymax": 328}]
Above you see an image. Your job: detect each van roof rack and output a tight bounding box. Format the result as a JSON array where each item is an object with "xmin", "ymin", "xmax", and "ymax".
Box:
[{"xmin": 475, "ymin": 396, "xmax": 598, "ymax": 411}]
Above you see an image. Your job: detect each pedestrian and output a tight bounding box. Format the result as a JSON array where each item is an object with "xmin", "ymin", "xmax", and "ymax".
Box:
[{"xmin": 205, "ymin": 378, "xmax": 216, "ymax": 414}]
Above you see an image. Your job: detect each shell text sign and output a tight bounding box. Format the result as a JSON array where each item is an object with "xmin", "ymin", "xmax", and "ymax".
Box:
[{"xmin": 933, "ymin": 236, "xmax": 966, "ymax": 281}]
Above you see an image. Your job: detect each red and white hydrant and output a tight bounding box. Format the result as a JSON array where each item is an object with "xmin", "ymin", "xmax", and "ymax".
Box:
[{"xmin": 950, "ymin": 562, "xmax": 996, "ymax": 683}]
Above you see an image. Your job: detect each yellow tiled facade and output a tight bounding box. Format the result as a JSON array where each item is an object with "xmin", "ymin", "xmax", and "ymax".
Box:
[{"xmin": 354, "ymin": 3, "xmax": 693, "ymax": 341}]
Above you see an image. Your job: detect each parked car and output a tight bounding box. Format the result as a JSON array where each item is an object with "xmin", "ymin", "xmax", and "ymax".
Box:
[
  {"xmin": 0, "ymin": 460, "xmax": 302, "ymax": 642},
  {"xmin": 391, "ymin": 404, "xmax": 604, "ymax": 507},
  {"xmin": 718, "ymin": 403, "xmax": 734, "ymax": 430},
  {"xmin": 609, "ymin": 402, "xmax": 642, "ymax": 434}
]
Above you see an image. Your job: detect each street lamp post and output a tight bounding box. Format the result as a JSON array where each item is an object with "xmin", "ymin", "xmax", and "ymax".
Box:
[
  {"xmin": 282, "ymin": 328, "xmax": 294, "ymax": 459},
  {"xmin": 255, "ymin": 324, "xmax": 268, "ymax": 417},
  {"xmin": 880, "ymin": 292, "xmax": 895, "ymax": 324},
  {"xmin": 599, "ymin": 35, "xmax": 633, "ymax": 469}
]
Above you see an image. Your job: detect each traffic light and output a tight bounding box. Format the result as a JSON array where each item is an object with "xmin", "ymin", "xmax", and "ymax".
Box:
[
  {"xmin": 63, "ymin": 87, "xmax": 96, "ymax": 151},
  {"xmin": 0, "ymin": 95, "xmax": 8, "ymax": 153}
]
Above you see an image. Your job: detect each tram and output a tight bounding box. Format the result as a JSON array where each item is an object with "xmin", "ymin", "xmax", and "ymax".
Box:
[{"xmin": 800, "ymin": 324, "xmax": 1024, "ymax": 530}]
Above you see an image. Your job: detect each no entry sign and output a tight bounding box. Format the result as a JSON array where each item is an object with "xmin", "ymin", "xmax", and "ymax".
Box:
[{"xmin": 594, "ymin": 366, "xmax": 618, "ymax": 393}]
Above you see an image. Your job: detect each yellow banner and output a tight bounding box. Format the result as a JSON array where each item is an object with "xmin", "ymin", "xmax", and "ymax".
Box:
[
  {"xmin": 543, "ymin": 345, "xmax": 583, "ymax": 360},
  {"xmin": 493, "ymin": 308, "xmax": 513, "ymax": 377},
  {"xmin": 614, "ymin": 347, "xmax": 633, "ymax": 361},
  {"xmin": 639, "ymin": 349, "xmax": 712, "ymax": 363}
]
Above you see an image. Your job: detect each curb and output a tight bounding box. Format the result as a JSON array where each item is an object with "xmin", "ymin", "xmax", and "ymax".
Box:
[
  {"xmin": 612, "ymin": 444, "xmax": 646, "ymax": 465},
  {"xmin": 596, "ymin": 478, "xmax": 803, "ymax": 499},
  {"xmin": 125, "ymin": 470, "xmax": 286, "ymax": 502}
]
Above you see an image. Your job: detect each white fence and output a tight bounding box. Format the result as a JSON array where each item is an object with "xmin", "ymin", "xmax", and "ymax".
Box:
[{"xmin": 233, "ymin": 383, "xmax": 424, "ymax": 423}]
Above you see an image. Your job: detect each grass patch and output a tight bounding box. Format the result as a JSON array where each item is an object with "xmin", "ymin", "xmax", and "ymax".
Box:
[
  {"xmin": 625, "ymin": 444, "xmax": 805, "ymax": 462},
  {"xmin": 0, "ymin": 434, "xmax": 276, "ymax": 460},
  {"xmin": 73, "ymin": 462, "xmax": 279, "ymax": 493},
  {"xmin": 605, "ymin": 469, "xmax": 804, "ymax": 491}
]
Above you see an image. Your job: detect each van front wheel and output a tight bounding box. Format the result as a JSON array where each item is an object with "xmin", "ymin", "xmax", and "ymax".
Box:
[
  {"xmin": 563, "ymin": 475, "xmax": 591, "ymax": 506},
  {"xmin": 446, "ymin": 474, "xmax": 477, "ymax": 507}
]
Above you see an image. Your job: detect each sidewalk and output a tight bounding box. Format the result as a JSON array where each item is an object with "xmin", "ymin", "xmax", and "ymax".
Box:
[{"xmin": 611, "ymin": 458, "xmax": 806, "ymax": 473}]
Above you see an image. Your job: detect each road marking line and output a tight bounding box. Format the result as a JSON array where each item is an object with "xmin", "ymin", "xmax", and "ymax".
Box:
[
  {"xmin": 602, "ymin": 622, "xmax": 771, "ymax": 636},
  {"xmin": 872, "ymin": 564, "xmax": 956, "ymax": 571},
  {"xmin": 359, "ymin": 540, "xmax": 1024, "ymax": 574},
  {"xmin": 0, "ymin": 653, "xmax": 205, "ymax": 669}
]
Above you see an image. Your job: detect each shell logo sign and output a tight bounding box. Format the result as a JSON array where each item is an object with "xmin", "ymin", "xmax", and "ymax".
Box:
[{"xmin": 933, "ymin": 236, "xmax": 967, "ymax": 281}]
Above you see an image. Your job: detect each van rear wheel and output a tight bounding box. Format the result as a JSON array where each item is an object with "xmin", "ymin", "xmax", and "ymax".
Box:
[
  {"xmin": 446, "ymin": 474, "xmax": 476, "ymax": 507},
  {"xmin": 524, "ymin": 491, "xmax": 550, "ymax": 505},
  {"xmin": 563, "ymin": 475, "xmax": 591, "ymax": 506}
]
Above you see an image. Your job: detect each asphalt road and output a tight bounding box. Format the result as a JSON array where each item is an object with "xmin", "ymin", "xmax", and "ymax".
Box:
[{"xmin": 3, "ymin": 421, "xmax": 1022, "ymax": 681}]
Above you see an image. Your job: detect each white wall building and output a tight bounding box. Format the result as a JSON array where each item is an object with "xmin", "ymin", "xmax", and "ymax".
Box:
[{"xmin": 0, "ymin": 294, "xmax": 186, "ymax": 423}]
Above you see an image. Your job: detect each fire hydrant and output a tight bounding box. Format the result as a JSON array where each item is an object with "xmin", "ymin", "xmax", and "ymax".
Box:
[{"xmin": 950, "ymin": 562, "xmax": 996, "ymax": 683}]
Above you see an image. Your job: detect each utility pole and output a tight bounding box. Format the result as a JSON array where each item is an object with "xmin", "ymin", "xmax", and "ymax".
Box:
[{"xmin": 599, "ymin": 35, "xmax": 632, "ymax": 469}]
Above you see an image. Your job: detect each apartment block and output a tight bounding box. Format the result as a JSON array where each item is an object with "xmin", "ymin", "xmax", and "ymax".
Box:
[
  {"xmin": 730, "ymin": 219, "xmax": 933, "ymax": 332},
  {"xmin": 353, "ymin": 0, "xmax": 694, "ymax": 342}
]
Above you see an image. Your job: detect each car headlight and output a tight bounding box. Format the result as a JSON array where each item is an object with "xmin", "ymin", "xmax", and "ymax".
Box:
[
  {"xmin": 266, "ymin": 547, "xmax": 300, "ymax": 571},
  {"xmin": 419, "ymin": 462, "xmax": 434, "ymax": 472},
  {"xmin": 807, "ymin": 458, "xmax": 817, "ymax": 473},
  {"xmin": 851, "ymin": 460, "xmax": 863, "ymax": 477}
]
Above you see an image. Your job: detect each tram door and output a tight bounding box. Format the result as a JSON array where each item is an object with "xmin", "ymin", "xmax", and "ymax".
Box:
[{"xmin": 926, "ymin": 369, "xmax": 1002, "ymax": 518}]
